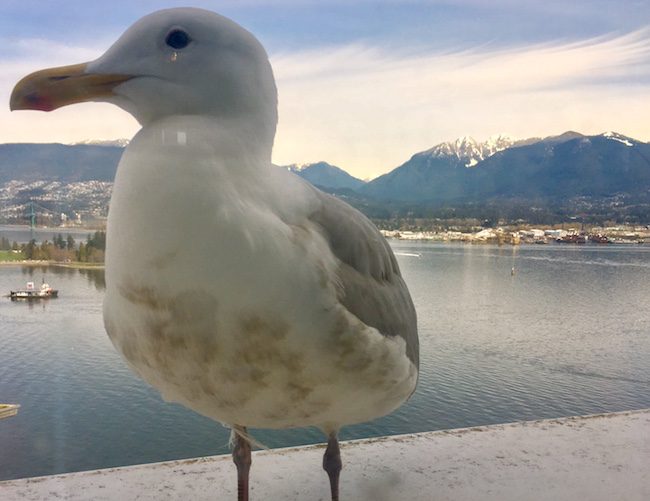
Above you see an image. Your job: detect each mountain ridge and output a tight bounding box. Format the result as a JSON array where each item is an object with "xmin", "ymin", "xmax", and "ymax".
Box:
[
  {"xmin": 1, "ymin": 130, "xmax": 649, "ymax": 225},
  {"xmin": 0, "ymin": 143, "xmax": 123, "ymax": 183},
  {"xmin": 416, "ymin": 134, "xmax": 519, "ymax": 168},
  {"xmin": 360, "ymin": 131, "xmax": 650, "ymax": 203},
  {"xmin": 284, "ymin": 161, "xmax": 366, "ymax": 190}
]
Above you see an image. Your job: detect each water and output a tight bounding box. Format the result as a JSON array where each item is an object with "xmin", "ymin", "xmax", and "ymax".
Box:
[{"xmin": 1, "ymin": 242, "xmax": 650, "ymax": 481}]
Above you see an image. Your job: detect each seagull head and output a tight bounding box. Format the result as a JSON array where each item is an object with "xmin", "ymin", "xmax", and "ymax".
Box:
[{"xmin": 10, "ymin": 8, "xmax": 278, "ymax": 141}]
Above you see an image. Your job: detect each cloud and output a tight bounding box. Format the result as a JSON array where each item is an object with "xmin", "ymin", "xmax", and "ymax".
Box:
[
  {"xmin": 1, "ymin": 27, "xmax": 648, "ymax": 179},
  {"xmin": 0, "ymin": 37, "xmax": 139, "ymax": 147},
  {"xmin": 0, "ymin": 37, "xmax": 103, "ymax": 94},
  {"xmin": 3, "ymin": 37, "xmax": 104, "ymax": 61},
  {"xmin": 271, "ymin": 27, "xmax": 650, "ymax": 178}
]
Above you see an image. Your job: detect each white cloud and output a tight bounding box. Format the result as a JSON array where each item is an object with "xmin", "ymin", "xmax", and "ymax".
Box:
[
  {"xmin": 1, "ymin": 28, "xmax": 649, "ymax": 179},
  {"xmin": 0, "ymin": 37, "xmax": 139, "ymax": 147},
  {"xmin": 271, "ymin": 27, "xmax": 650, "ymax": 178},
  {"xmin": 5, "ymin": 37, "xmax": 104, "ymax": 61}
]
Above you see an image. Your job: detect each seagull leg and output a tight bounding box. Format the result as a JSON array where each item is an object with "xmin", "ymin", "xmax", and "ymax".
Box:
[
  {"xmin": 232, "ymin": 426, "xmax": 252, "ymax": 501},
  {"xmin": 323, "ymin": 432, "xmax": 342, "ymax": 501}
]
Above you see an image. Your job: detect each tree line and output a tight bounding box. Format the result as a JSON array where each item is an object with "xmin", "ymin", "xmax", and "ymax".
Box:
[{"xmin": 0, "ymin": 231, "xmax": 106, "ymax": 263}]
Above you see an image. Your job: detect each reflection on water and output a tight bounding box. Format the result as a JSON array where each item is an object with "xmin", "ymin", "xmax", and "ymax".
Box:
[
  {"xmin": 1, "ymin": 243, "xmax": 650, "ymax": 481},
  {"xmin": 17, "ymin": 265, "xmax": 106, "ymax": 291},
  {"xmin": 78, "ymin": 268, "xmax": 105, "ymax": 291}
]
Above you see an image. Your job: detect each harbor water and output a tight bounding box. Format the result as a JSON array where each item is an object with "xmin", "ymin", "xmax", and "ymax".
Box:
[{"xmin": 1, "ymin": 241, "xmax": 650, "ymax": 481}]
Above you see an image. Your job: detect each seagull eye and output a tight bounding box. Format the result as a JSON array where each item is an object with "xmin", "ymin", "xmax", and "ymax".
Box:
[{"xmin": 166, "ymin": 29, "xmax": 191, "ymax": 49}]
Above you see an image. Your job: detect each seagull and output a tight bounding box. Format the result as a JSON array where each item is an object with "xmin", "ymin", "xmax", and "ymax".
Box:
[{"xmin": 11, "ymin": 8, "xmax": 419, "ymax": 500}]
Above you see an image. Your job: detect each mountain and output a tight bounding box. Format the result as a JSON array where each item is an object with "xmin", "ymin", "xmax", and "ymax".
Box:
[
  {"xmin": 286, "ymin": 161, "xmax": 366, "ymax": 190},
  {"xmin": 468, "ymin": 131, "xmax": 650, "ymax": 199},
  {"xmin": 0, "ymin": 143, "xmax": 123, "ymax": 183},
  {"xmin": 417, "ymin": 134, "xmax": 519, "ymax": 168},
  {"xmin": 361, "ymin": 131, "xmax": 650, "ymax": 203},
  {"xmin": 2, "ymin": 131, "xmax": 649, "ymax": 225},
  {"xmin": 0, "ymin": 146, "xmax": 367, "ymax": 223},
  {"xmin": 360, "ymin": 134, "xmax": 526, "ymax": 201},
  {"xmin": 0, "ymin": 144, "xmax": 365, "ymax": 190}
]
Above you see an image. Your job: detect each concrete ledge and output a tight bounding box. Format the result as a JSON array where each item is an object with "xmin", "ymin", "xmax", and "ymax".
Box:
[{"xmin": 2, "ymin": 409, "xmax": 649, "ymax": 500}]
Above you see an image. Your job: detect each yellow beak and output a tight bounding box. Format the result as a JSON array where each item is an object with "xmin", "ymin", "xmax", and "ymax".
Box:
[{"xmin": 10, "ymin": 63, "xmax": 133, "ymax": 112}]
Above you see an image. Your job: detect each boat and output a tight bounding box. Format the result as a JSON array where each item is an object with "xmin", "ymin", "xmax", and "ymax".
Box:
[
  {"xmin": 588, "ymin": 234, "xmax": 611, "ymax": 244},
  {"xmin": 556, "ymin": 233, "xmax": 587, "ymax": 244},
  {"xmin": 0, "ymin": 404, "xmax": 20, "ymax": 419},
  {"xmin": 9, "ymin": 281, "xmax": 58, "ymax": 300}
]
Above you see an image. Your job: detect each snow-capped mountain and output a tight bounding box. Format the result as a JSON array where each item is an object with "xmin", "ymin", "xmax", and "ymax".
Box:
[
  {"xmin": 419, "ymin": 134, "xmax": 517, "ymax": 167},
  {"xmin": 601, "ymin": 131, "xmax": 635, "ymax": 147},
  {"xmin": 360, "ymin": 130, "xmax": 650, "ymax": 202}
]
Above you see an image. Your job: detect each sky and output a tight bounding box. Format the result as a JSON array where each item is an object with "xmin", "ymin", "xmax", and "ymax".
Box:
[{"xmin": 0, "ymin": 0, "xmax": 649, "ymax": 180}]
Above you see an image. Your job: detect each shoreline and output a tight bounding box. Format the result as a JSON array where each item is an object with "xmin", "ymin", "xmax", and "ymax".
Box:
[
  {"xmin": 1, "ymin": 236, "xmax": 649, "ymax": 268},
  {"xmin": 0, "ymin": 260, "xmax": 104, "ymax": 269}
]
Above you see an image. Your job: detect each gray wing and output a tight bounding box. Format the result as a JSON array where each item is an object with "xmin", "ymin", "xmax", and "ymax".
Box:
[{"xmin": 306, "ymin": 185, "xmax": 419, "ymax": 368}]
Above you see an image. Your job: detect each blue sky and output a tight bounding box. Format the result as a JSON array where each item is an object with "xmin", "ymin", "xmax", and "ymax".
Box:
[{"xmin": 1, "ymin": 0, "xmax": 649, "ymax": 178}]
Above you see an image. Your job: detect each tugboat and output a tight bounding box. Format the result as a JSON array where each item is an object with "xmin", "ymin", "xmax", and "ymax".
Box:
[{"xmin": 9, "ymin": 280, "xmax": 58, "ymax": 300}]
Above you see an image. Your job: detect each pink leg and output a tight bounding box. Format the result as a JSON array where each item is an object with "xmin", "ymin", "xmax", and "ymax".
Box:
[
  {"xmin": 232, "ymin": 427, "xmax": 252, "ymax": 501},
  {"xmin": 322, "ymin": 432, "xmax": 342, "ymax": 501}
]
